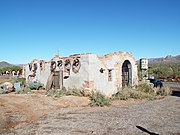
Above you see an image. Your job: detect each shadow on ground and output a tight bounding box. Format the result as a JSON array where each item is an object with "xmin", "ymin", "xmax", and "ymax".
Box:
[
  {"xmin": 172, "ymin": 89, "xmax": 180, "ymax": 97},
  {"xmin": 136, "ymin": 126, "xmax": 159, "ymax": 135}
]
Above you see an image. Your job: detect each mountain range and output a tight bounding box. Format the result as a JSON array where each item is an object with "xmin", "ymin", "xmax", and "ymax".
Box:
[
  {"xmin": 0, "ymin": 61, "xmax": 14, "ymax": 68},
  {"xmin": 0, "ymin": 54, "xmax": 180, "ymax": 68},
  {"xmin": 148, "ymin": 55, "xmax": 180, "ymax": 64}
]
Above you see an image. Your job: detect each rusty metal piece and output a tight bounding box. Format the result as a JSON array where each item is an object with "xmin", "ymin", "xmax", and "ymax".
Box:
[{"xmin": 72, "ymin": 58, "xmax": 81, "ymax": 73}]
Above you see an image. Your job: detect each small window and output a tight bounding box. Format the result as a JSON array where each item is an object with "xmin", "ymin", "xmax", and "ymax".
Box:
[
  {"xmin": 33, "ymin": 63, "xmax": 38, "ymax": 72},
  {"xmin": 29, "ymin": 64, "xmax": 32, "ymax": 71},
  {"xmin": 100, "ymin": 68, "xmax": 105, "ymax": 73},
  {"xmin": 72, "ymin": 58, "xmax": 81, "ymax": 73},
  {"xmin": 108, "ymin": 69, "xmax": 112, "ymax": 82},
  {"xmin": 64, "ymin": 59, "xmax": 71, "ymax": 79},
  {"xmin": 57, "ymin": 60, "xmax": 63, "ymax": 68},
  {"xmin": 40, "ymin": 62, "xmax": 43, "ymax": 70}
]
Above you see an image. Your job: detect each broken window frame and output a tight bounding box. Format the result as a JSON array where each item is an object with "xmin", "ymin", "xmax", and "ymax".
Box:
[
  {"xmin": 108, "ymin": 69, "xmax": 113, "ymax": 82},
  {"xmin": 50, "ymin": 61, "xmax": 56, "ymax": 73},
  {"xmin": 64, "ymin": 59, "xmax": 71, "ymax": 79},
  {"xmin": 39, "ymin": 61, "xmax": 45, "ymax": 71},
  {"xmin": 29, "ymin": 63, "xmax": 32, "ymax": 71},
  {"xmin": 57, "ymin": 60, "xmax": 63, "ymax": 69},
  {"xmin": 33, "ymin": 63, "xmax": 38, "ymax": 72},
  {"xmin": 72, "ymin": 58, "xmax": 81, "ymax": 73}
]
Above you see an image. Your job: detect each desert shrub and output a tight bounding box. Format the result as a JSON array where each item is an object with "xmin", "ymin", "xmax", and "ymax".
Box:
[
  {"xmin": 112, "ymin": 87, "xmax": 156, "ymax": 100},
  {"xmin": 46, "ymin": 89, "xmax": 60, "ymax": 97},
  {"xmin": 130, "ymin": 90, "xmax": 146, "ymax": 99},
  {"xmin": 90, "ymin": 91, "xmax": 110, "ymax": 107},
  {"xmin": 136, "ymin": 82, "xmax": 154, "ymax": 94},
  {"xmin": 18, "ymin": 78, "xmax": 26, "ymax": 85},
  {"xmin": 46, "ymin": 88, "xmax": 67, "ymax": 97},
  {"xmin": 66, "ymin": 88, "xmax": 83, "ymax": 96},
  {"xmin": 0, "ymin": 66, "xmax": 21, "ymax": 73},
  {"xmin": 15, "ymin": 88, "xmax": 31, "ymax": 94},
  {"xmin": 46, "ymin": 88, "xmax": 83, "ymax": 97},
  {"xmin": 0, "ymin": 89, "xmax": 6, "ymax": 95},
  {"xmin": 112, "ymin": 87, "xmax": 131, "ymax": 100},
  {"xmin": 28, "ymin": 80, "xmax": 43, "ymax": 90},
  {"xmin": 144, "ymin": 62, "xmax": 180, "ymax": 79},
  {"xmin": 156, "ymin": 86, "xmax": 172, "ymax": 96},
  {"xmin": 131, "ymin": 90, "xmax": 156, "ymax": 100}
]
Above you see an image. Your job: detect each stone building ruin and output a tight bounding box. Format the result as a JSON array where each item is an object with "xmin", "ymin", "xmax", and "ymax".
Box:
[{"xmin": 23, "ymin": 52, "xmax": 138, "ymax": 96}]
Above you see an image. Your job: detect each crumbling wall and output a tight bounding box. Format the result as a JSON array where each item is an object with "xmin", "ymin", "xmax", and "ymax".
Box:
[
  {"xmin": 88, "ymin": 52, "xmax": 138, "ymax": 96},
  {"xmin": 114, "ymin": 52, "xmax": 138, "ymax": 89},
  {"xmin": 63, "ymin": 54, "xmax": 90, "ymax": 91},
  {"xmin": 23, "ymin": 59, "xmax": 51, "ymax": 86},
  {"xmin": 23, "ymin": 52, "xmax": 138, "ymax": 96}
]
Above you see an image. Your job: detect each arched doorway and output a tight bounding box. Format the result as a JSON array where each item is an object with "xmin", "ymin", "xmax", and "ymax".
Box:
[{"xmin": 122, "ymin": 60, "xmax": 132, "ymax": 88}]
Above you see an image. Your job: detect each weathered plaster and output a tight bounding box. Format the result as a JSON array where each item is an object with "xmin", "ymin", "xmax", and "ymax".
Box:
[{"xmin": 23, "ymin": 52, "xmax": 138, "ymax": 96}]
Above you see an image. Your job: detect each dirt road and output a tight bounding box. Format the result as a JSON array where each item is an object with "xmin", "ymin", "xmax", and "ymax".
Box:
[{"xmin": 0, "ymin": 83, "xmax": 180, "ymax": 135}]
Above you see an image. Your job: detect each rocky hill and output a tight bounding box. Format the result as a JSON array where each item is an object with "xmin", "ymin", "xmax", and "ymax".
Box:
[
  {"xmin": 0, "ymin": 61, "xmax": 13, "ymax": 68},
  {"xmin": 148, "ymin": 55, "xmax": 180, "ymax": 64}
]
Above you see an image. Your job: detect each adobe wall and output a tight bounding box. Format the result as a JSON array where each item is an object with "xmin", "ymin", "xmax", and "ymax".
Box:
[
  {"xmin": 23, "ymin": 52, "xmax": 138, "ymax": 96},
  {"xmin": 87, "ymin": 52, "xmax": 138, "ymax": 96}
]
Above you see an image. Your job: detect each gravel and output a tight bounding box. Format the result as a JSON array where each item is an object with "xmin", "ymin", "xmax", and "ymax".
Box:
[
  {"xmin": 2, "ymin": 82, "xmax": 180, "ymax": 135},
  {"xmin": 3, "ymin": 95, "xmax": 179, "ymax": 135}
]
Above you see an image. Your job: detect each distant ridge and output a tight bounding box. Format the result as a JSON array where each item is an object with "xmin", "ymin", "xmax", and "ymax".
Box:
[
  {"xmin": 1, "ymin": 55, "xmax": 180, "ymax": 68},
  {"xmin": 148, "ymin": 55, "xmax": 180, "ymax": 64},
  {"xmin": 0, "ymin": 61, "xmax": 14, "ymax": 68}
]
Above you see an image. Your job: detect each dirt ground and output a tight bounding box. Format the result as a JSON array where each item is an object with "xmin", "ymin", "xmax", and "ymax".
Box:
[
  {"xmin": 0, "ymin": 94, "xmax": 89, "ymax": 133},
  {"xmin": 0, "ymin": 76, "xmax": 14, "ymax": 84},
  {"xmin": 0, "ymin": 82, "xmax": 180, "ymax": 135}
]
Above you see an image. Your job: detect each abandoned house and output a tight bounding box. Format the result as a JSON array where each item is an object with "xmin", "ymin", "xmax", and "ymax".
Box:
[{"xmin": 22, "ymin": 52, "xmax": 138, "ymax": 96}]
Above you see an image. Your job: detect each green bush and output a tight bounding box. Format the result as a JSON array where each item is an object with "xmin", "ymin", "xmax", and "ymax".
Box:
[
  {"xmin": 0, "ymin": 66, "xmax": 21, "ymax": 73},
  {"xmin": 46, "ymin": 88, "xmax": 83, "ymax": 97},
  {"xmin": 90, "ymin": 91, "xmax": 110, "ymax": 107},
  {"xmin": 148, "ymin": 62, "xmax": 180, "ymax": 79},
  {"xmin": 18, "ymin": 78, "xmax": 26, "ymax": 85},
  {"xmin": 136, "ymin": 82, "xmax": 154, "ymax": 94}
]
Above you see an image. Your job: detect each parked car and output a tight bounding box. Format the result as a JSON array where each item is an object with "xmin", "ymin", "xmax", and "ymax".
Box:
[{"xmin": 147, "ymin": 78, "xmax": 163, "ymax": 88}]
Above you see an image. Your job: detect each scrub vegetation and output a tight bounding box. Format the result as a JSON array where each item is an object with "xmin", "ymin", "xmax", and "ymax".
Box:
[
  {"xmin": 112, "ymin": 82, "xmax": 172, "ymax": 101},
  {"xmin": 138, "ymin": 62, "xmax": 180, "ymax": 81},
  {"xmin": 46, "ymin": 88, "xmax": 83, "ymax": 97}
]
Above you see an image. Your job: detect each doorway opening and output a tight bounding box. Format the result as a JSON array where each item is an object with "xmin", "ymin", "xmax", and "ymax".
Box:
[{"xmin": 122, "ymin": 60, "xmax": 132, "ymax": 88}]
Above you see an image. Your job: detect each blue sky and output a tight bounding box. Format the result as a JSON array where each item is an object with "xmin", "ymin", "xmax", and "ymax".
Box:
[{"xmin": 0, "ymin": 0, "xmax": 179, "ymax": 64}]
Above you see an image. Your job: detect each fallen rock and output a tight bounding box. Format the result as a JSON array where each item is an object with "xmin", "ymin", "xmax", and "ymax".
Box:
[{"xmin": 1, "ymin": 82, "xmax": 14, "ymax": 93}]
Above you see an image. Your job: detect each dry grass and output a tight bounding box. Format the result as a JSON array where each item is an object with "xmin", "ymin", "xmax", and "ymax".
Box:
[
  {"xmin": 90, "ymin": 91, "xmax": 110, "ymax": 107},
  {"xmin": 112, "ymin": 82, "xmax": 172, "ymax": 101}
]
